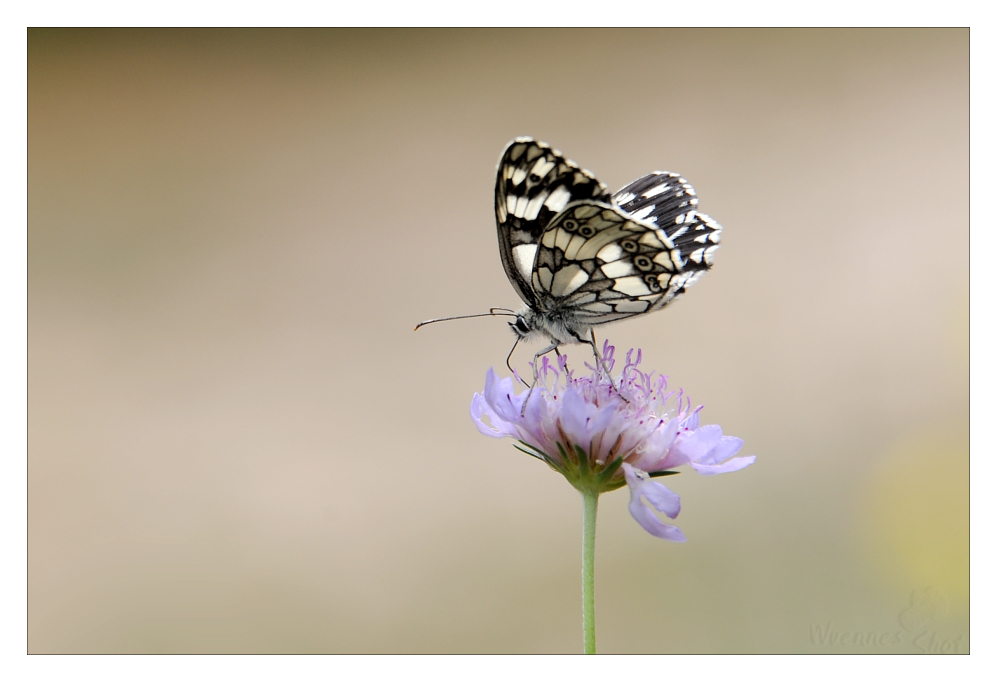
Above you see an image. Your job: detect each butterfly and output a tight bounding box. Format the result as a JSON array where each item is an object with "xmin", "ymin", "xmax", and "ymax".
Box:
[
  {"xmin": 495, "ymin": 137, "xmax": 721, "ymax": 374},
  {"xmin": 418, "ymin": 137, "xmax": 722, "ymax": 386}
]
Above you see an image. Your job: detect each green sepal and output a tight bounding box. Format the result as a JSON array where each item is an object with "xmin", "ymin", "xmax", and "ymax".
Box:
[
  {"xmin": 648, "ymin": 470, "xmax": 680, "ymax": 478},
  {"xmin": 574, "ymin": 444, "xmax": 590, "ymax": 477},
  {"xmin": 596, "ymin": 455, "xmax": 624, "ymax": 483},
  {"xmin": 515, "ymin": 441, "xmax": 567, "ymax": 476},
  {"xmin": 556, "ymin": 441, "xmax": 570, "ymax": 464},
  {"xmin": 513, "ymin": 443, "xmax": 546, "ymax": 462}
]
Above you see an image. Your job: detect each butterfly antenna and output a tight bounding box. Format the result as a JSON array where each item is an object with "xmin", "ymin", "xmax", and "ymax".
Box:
[{"xmin": 414, "ymin": 308, "xmax": 517, "ymax": 331}]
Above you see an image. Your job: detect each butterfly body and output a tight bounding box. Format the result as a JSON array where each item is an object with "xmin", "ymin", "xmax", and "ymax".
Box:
[{"xmin": 495, "ymin": 137, "xmax": 722, "ymax": 357}]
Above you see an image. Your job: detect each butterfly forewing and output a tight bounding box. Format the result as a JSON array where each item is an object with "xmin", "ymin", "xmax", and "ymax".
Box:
[
  {"xmin": 495, "ymin": 138, "xmax": 610, "ymax": 307},
  {"xmin": 613, "ymin": 171, "xmax": 699, "ymax": 226}
]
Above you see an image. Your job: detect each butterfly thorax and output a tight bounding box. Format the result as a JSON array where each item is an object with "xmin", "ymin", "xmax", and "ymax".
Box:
[{"xmin": 510, "ymin": 307, "xmax": 592, "ymax": 346}]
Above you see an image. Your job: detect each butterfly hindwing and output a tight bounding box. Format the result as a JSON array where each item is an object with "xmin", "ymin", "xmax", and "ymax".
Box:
[
  {"xmin": 495, "ymin": 137, "xmax": 610, "ymax": 307},
  {"xmin": 612, "ymin": 171, "xmax": 722, "ymax": 306},
  {"xmin": 613, "ymin": 171, "xmax": 699, "ymax": 227},
  {"xmin": 531, "ymin": 200, "xmax": 721, "ymax": 324}
]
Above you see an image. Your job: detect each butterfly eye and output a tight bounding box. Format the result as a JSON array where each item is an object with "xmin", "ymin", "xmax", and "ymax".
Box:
[
  {"xmin": 621, "ymin": 240, "xmax": 639, "ymax": 253},
  {"xmin": 562, "ymin": 219, "xmax": 578, "ymax": 232},
  {"xmin": 578, "ymin": 225, "xmax": 596, "ymax": 237},
  {"xmin": 513, "ymin": 316, "xmax": 531, "ymax": 335},
  {"xmin": 634, "ymin": 255, "xmax": 654, "ymax": 271}
]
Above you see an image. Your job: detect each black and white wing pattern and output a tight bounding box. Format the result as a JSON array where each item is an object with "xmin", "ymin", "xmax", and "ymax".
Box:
[
  {"xmin": 529, "ymin": 200, "xmax": 721, "ymax": 325},
  {"xmin": 613, "ymin": 171, "xmax": 698, "ymax": 227},
  {"xmin": 611, "ymin": 171, "xmax": 723, "ymax": 305},
  {"xmin": 495, "ymin": 138, "xmax": 611, "ymax": 308},
  {"xmin": 492, "ymin": 137, "xmax": 722, "ymax": 343}
]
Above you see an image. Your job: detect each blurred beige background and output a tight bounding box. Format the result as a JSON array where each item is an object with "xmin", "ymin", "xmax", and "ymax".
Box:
[{"xmin": 28, "ymin": 28, "xmax": 968, "ymax": 653}]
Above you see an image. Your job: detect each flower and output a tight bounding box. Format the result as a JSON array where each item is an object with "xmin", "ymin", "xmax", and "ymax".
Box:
[{"xmin": 470, "ymin": 343, "xmax": 755, "ymax": 541}]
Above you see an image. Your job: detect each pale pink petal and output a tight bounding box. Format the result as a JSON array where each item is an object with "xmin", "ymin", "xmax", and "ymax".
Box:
[
  {"xmin": 673, "ymin": 424, "xmax": 723, "ymax": 462},
  {"xmin": 691, "ymin": 455, "xmax": 756, "ymax": 476},
  {"xmin": 470, "ymin": 393, "xmax": 519, "ymax": 439},
  {"xmin": 624, "ymin": 463, "xmax": 686, "ymax": 541},
  {"xmin": 560, "ymin": 389, "xmax": 618, "ymax": 448},
  {"xmin": 623, "ymin": 463, "xmax": 681, "ymax": 518},
  {"xmin": 628, "ymin": 418, "xmax": 681, "ymax": 471},
  {"xmin": 697, "ymin": 436, "xmax": 743, "ymax": 465},
  {"xmin": 483, "ymin": 368, "xmax": 524, "ymax": 424}
]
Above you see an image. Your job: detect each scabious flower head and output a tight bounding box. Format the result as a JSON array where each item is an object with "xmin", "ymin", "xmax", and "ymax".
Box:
[{"xmin": 471, "ymin": 343, "xmax": 755, "ymax": 541}]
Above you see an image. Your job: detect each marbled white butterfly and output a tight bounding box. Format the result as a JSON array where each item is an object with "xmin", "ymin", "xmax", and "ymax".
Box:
[{"xmin": 418, "ymin": 137, "xmax": 721, "ymax": 384}]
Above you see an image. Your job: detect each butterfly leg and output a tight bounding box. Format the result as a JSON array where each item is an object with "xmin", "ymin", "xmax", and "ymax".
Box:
[
  {"xmin": 521, "ymin": 342, "xmax": 560, "ymax": 416},
  {"xmin": 506, "ymin": 338, "xmax": 529, "ymax": 387},
  {"xmin": 531, "ymin": 342, "xmax": 560, "ymax": 386}
]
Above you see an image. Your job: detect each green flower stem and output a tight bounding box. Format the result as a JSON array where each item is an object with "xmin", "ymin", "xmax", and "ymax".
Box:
[{"xmin": 581, "ymin": 488, "xmax": 599, "ymax": 655}]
